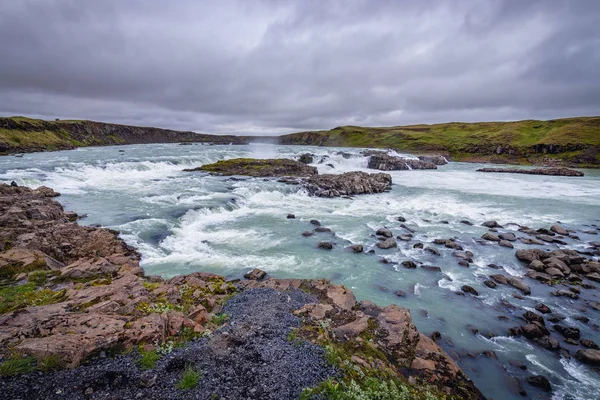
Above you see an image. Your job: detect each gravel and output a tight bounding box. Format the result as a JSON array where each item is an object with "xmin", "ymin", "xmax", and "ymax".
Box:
[{"xmin": 0, "ymin": 288, "xmax": 336, "ymax": 400}]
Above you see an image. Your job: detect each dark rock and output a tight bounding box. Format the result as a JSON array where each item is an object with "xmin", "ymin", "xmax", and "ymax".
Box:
[
  {"xmin": 244, "ymin": 268, "xmax": 267, "ymax": 280},
  {"xmin": 461, "ymin": 285, "xmax": 479, "ymax": 296},
  {"xmin": 376, "ymin": 228, "xmax": 393, "ymax": 238},
  {"xmin": 431, "ymin": 331, "xmax": 442, "ymax": 342},
  {"xmin": 499, "ymin": 240, "xmax": 514, "ymax": 248},
  {"xmin": 310, "ymin": 219, "xmax": 321, "ymax": 226},
  {"xmin": 425, "ymin": 247, "xmax": 440, "ymax": 256},
  {"xmin": 402, "ymin": 260, "xmax": 417, "ymax": 269},
  {"xmin": 298, "ymin": 153, "xmax": 314, "ymax": 164},
  {"xmin": 574, "ymin": 349, "xmax": 600, "ymax": 365},
  {"xmin": 189, "ymin": 158, "xmax": 318, "ymax": 177},
  {"xmin": 580, "ymin": 339, "xmax": 599, "ymax": 349},
  {"xmin": 533, "ymin": 336, "xmax": 561, "ymax": 351},
  {"xmin": 304, "ymin": 171, "xmax": 392, "ymax": 197},
  {"xmin": 526, "ymin": 375, "xmax": 552, "ymax": 392},
  {"xmin": 460, "ymin": 220, "xmax": 473, "ymax": 225},
  {"xmin": 314, "ymin": 227, "xmax": 332, "ymax": 233},
  {"xmin": 482, "ymin": 220, "xmax": 501, "ymax": 228},
  {"xmin": 287, "ymin": 214, "xmax": 296, "ymax": 219},
  {"xmin": 551, "ymin": 224, "xmax": 568, "ymax": 235},
  {"xmin": 367, "ymin": 152, "xmax": 437, "ymax": 171},
  {"xmin": 317, "ymin": 242, "xmax": 333, "ymax": 250},
  {"xmin": 413, "ymin": 242, "xmax": 424, "ymax": 249},
  {"xmin": 458, "ymin": 260, "xmax": 470, "ymax": 267},
  {"xmin": 509, "ymin": 360, "xmax": 527, "ymax": 370},
  {"xmin": 535, "ymin": 304, "xmax": 551, "ymax": 314},
  {"xmin": 394, "ymin": 290, "xmax": 406, "ymax": 297},
  {"xmin": 421, "ymin": 265, "xmax": 442, "ymax": 272},
  {"xmin": 10, "ymin": 181, "xmax": 18, "ymax": 187},
  {"xmin": 499, "ymin": 232, "xmax": 517, "ymax": 241},
  {"xmin": 521, "ymin": 324, "xmax": 549, "ymax": 339},
  {"xmin": 484, "ymin": 280, "xmax": 497, "ymax": 288},
  {"xmin": 476, "ymin": 167, "xmax": 584, "ymax": 177},
  {"xmin": 523, "ymin": 311, "xmax": 545, "ymax": 326},
  {"xmin": 301, "ymin": 231, "xmax": 314, "ymax": 237},
  {"xmin": 349, "ymin": 244, "xmax": 363, "ymax": 253},
  {"xmin": 482, "ymin": 232, "xmax": 500, "ymax": 242},
  {"xmin": 377, "ymin": 238, "xmax": 397, "ymax": 249},
  {"xmin": 417, "ymin": 155, "xmax": 448, "ymax": 165},
  {"xmin": 397, "ymin": 216, "xmax": 406, "ymax": 222},
  {"xmin": 554, "ymin": 325, "xmax": 580, "ymax": 340}
]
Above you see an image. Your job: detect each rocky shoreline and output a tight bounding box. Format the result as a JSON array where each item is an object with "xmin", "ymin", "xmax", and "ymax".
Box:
[{"xmin": 0, "ymin": 184, "xmax": 483, "ymax": 399}]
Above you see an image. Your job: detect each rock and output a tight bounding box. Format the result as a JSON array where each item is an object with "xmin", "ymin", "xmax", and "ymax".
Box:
[
  {"xmin": 458, "ymin": 260, "xmax": 470, "ymax": 267},
  {"xmin": 244, "ymin": 268, "xmax": 267, "ymax": 280},
  {"xmin": 317, "ymin": 242, "xmax": 333, "ymax": 250},
  {"xmin": 586, "ymin": 272, "xmax": 600, "ymax": 282},
  {"xmin": 402, "ymin": 260, "xmax": 417, "ymax": 269},
  {"xmin": 506, "ymin": 276, "xmax": 531, "ymax": 295},
  {"xmin": 533, "ymin": 336, "xmax": 560, "ymax": 351},
  {"xmin": 376, "ymin": 228, "xmax": 393, "ymax": 238},
  {"xmin": 490, "ymin": 274, "xmax": 508, "ymax": 285},
  {"xmin": 431, "ymin": 331, "xmax": 442, "ymax": 342},
  {"xmin": 310, "ymin": 219, "xmax": 321, "ymax": 226},
  {"xmin": 551, "ymin": 224, "xmax": 568, "ymax": 235},
  {"xmin": 314, "ymin": 227, "xmax": 332, "ymax": 233},
  {"xmin": 10, "ymin": 181, "xmax": 18, "ymax": 187},
  {"xmin": 461, "ymin": 285, "xmax": 479, "ymax": 296},
  {"xmin": 516, "ymin": 249, "xmax": 549, "ymax": 263},
  {"xmin": 580, "ymin": 339, "xmax": 599, "ymax": 349},
  {"xmin": 287, "ymin": 213, "xmax": 296, "ymax": 219},
  {"xmin": 301, "ymin": 231, "xmax": 314, "ymax": 237},
  {"xmin": 377, "ymin": 238, "xmax": 397, "ymax": 249},
  {"xmin": 425, "ymin": 247, "xmax": 440, "ymax": 256},
  {"xmin": 519, "ymin": 237, "xmax": 544, "ymax": 245},
  {"xmin": 482, "ymin": 220, "xmax": 501, "ymax": 228},
  {"xmin": 545, "ymin": 267, "xmax": 564, "ymax": 277},
  {"xmin": 394, "ymin": 290, "xmax": 406, "ymax": 297},
  {"xmin": 417, "ymin": 155, "xmax": 448, "ymax": 165},
  {"xmin": 482, "ymin": 232, "xmax": 500, "ymax": 242},
  {"xmin": 460, "ymin": 220, "xmax": 473, "ymax": 225},
  {"xmin": 529, "ymin": 260, "xmax": 546, "ymax": 271},
  {"xmin": 523, "ymin": 311, "xmax": 545, "ymax": 326},
  {"xmin": 476, "ymin": 167, "xmax": 584, "ymax": 177},
  {"xmin": 139, "ymin": 371, "xmax": 158, "ymax": 388},
  {"xmin": 304, "ymin": 171, "xmax": 392, "ymax": 197},
  {"xmin": 397, "ymin": 234, "xmax": 412, "ymax": 241},
  {"xmin": 421, "ymin": 265, "xmax": 442, "ymax": 272},
  {"xmin": 499, "ymin": 232, "xmax": 517, "ymax": 241},
  {"xmin": 367, "ymin": 152, "xmax": 437, "ymax": 171},
  {"xmin": 521, "ymin": 324, "xmax": 549, "ymax": 339},
  {"xmin": 349, "ymin": 244, "xmax": 363, "ymax": 253},
  {"xmin": 413, "ymin": 242, "xmax": 423, "ymax": 249},
  {"xmin": 574, "ymin": 349, "xmax": 600, "ymax": 366},
  {"xmin": 552, "ymin": 290, "xmax": 579, "ymax": 299},
  {"xmin": 526, "ymin": 375, "xmax": 552, "ymax": 392},
  {"xmin": 554, "ymin": 325, "xmax": 580, "ymax": 340},
  {"xmin": 397, "ymin": 216, "xmax": 406, "ymax": 222},
  {"xmin": 535, "ymin": 304, "xmax": 551, "ymax": 314},
  {"xmin": 298, "ymin": 153, "xmax": 314, "ymax": 164},
  {"xmin": 484, "ymin": 280, "xmax": 497, "ymax": 288},
  {"xmin": 499, "ymin": 240, "xmax": 514, "ymax": 248},
  {"xmin": 188, "ymin": 158, "xmax": 318, "ymax": 177}
]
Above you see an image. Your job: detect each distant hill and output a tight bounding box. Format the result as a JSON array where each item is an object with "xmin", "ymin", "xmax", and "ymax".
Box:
[
  {"xmin": 0, "ymin": 116, "xmax": 246, "ymax": 154},
  {"xmin": 278, "ymin": 117, "xmax": 600, "ymax": 167}
]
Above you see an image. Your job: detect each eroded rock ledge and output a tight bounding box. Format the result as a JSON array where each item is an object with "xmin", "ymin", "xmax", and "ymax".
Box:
[
  {"xmin": 0, "ymin": 184, "xmax": 482, "ymax": 399},
  {"xmin": 476, "ymin": 167, "xmax": 584, "ymax": 177}
]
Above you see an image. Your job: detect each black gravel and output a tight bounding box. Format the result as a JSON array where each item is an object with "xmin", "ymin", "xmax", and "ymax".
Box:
[{"xmin": 0, "ymin": 288, "xmax": 336, "ymax": 400}]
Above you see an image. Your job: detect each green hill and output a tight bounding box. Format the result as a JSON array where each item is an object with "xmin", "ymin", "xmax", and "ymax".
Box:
[{"xmin": 278, "ymin": 117, "xmax": 600, "ymax": 167}]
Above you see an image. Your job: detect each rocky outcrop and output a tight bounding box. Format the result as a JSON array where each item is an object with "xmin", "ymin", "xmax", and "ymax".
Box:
[
  {"xmin": 418, "ymin": 155, "xmax": 448, "ymax": 165},
  {"xmin": 304, "ymin": 171, "xmax": 392, "ymax": 197},
  {"xmin": 185, "ymin": 158, "xmax": 318, "ymax": 177},
  {"xmin": 476, "ymin": 167, "xmax": 584, "ymax": 177},
  {"xmin": 0, "ymin": 184, "xmax": 483, "ymax": 399},
  {"xmin": 366, "ymin": 151, "xmax": 437, "ymax": 170}
]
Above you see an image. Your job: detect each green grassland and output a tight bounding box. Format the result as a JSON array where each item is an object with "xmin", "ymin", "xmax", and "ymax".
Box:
[{"xmin": 279, "ymin": 117, "xmax": 600, "ymax": 167}]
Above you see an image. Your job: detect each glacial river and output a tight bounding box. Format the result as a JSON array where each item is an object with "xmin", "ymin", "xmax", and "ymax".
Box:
[{"xmin": 2, "ymin": 143, "xmax": 599, "ymax": 400}]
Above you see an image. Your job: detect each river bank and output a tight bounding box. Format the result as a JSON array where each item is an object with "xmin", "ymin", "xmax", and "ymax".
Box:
[{"xmin": 0, "ymin": 183, "xmax": 483, "ymax": 399}]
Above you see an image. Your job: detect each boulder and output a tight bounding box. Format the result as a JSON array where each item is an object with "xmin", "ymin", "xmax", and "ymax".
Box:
[
  {"xmin": 526, "ymin": 375, "xmax": 552, "ymax": 392},
  {"xmin": 317, "ymin": 242, "xmax": 333, "ymax": 250},
  {"xmin": 376, "ymin": 228, "xmax": 393, "ymax": 238},
  {"xmin": 377, "ymin": 238, "xmax": 397, "ymax": 249},
  {"xmin": 535, "ymin": 304, "xmax": 551, "ymax": 314},
  {"xmin": 499, "ymin": 232, "xmax": 517, "ymax": 241},
  {"xmin": 367, "ymin": 152, "xmax": 437, "ymax": 171},
  {"xmin": 417, "ymin": 155, "xmax": 448, "ymax": 165},
  {"xmin": 482, "ymin": 220, "xmax": 501, "ymax": 228},
  {"xmin": 461, "ymin": 285, "xmax": 479, "ymax": 296},
  {"xmin": 243, "ymin": 268, "xmax": 267, "ymax": 280},
  {"xmin": 349, "ymin": 244, "xmax": 363, "ymax": 253},
  {"xmin": 482, "ymin": 232, "xmax": 500, "ymax": 242},
  {"xmin": 298, "ymin": 153, "xmax": 314, "ymax": 164},
  {"xmin": 574, "ymin": 349, "xmax": 600, "ymax": 366},
  {"xmin": 550, "ymin": 225, "xmax": 568, "ymax": 235},
  {"xmin": 484, "ymin": 280, "xmax": 497, "ymax": 288},
  {"xmin": 554, "ymin": 325, "xmax": 580, "ymax": 340},
  {"xmin": 499, "ymin": 240, "xmax": 514, "ymax": 248},
  {"xmin": 402, "ymin": 260, "xmax": 417, "ymax": 269},
  {"xmin": 304, "ymin": 171, "xmax": 392, "ymax": 197}
]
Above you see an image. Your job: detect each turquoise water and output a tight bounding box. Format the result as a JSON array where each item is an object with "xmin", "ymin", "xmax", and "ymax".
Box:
[{"xmin": 2, "ymin": 143, "xmax": 600, "ymax": 399}]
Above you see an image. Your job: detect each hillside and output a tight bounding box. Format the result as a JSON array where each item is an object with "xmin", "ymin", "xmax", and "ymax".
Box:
[
  {"xmin": 0, "ymin": 117, "xmax": 246, "ymax": 154},
  {"xmin": 278, "ymin": 117, "xmax": 600, "ymax": 167}
]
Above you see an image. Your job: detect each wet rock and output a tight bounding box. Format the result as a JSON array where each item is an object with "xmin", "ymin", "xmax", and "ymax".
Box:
[
  {"xmin": 367, "ymin": 152, "xmax": 437, "ymax": 171},
  {"xmin": 516, "ymin": 249, "xmax": 549, "ymax": 263},
  {"xmin": 523, "ymin": 311, "xmax": 545, "ymax": 326},
  {"xmin": 551, "ymin": 290, "xmax": 579, "ymax": 299},
  {"xmin": 413, "ymin": 242, "xmax": 424, "ymax": 249},
  {"xmin": 310, "ymin": 219, "xmax": 321, "ymax": 226},
  {"xmin": 521, "ymin": 323, "xmax": 549, "ymax": 339},
  {"xmin": 287, "ymin": 213, "xmax": 296, "ymax": 219},
  {"xmin": 376, "ymin": 228, "xmax": 393, "ymax": 238},
  {"xmin": 460, "ymin": 220, "xmax": 473, "ymax": 225},
  {"xmin": 402, "ymin": 260, "xmax": 417, "ymax": 269},
  {"xmin": 314, "ymin": 227, "xmax": 332, "ymax": 233},
  {"xmin": 482, "ymin": 220, "xmax": 501, "ymax": 228},
  {"xmin": 458, "ymin": 260, "xmax": 470, "ymax": 267},
  {"xmin": 586, "ymin": 272, "xmax": 600, "ymax": 282},
  {"xmin": 425, "ymin": 247, "xmax": 440, "ymax": 256},
  {"xmin": 304, "ymin": 171, "xmax": 392, "ymax": 197},
  {"xmin": 377, "ymin": 238, "xmax": 397, "ymax": 249},
  {"xmin": 431, "ymin": 331, "xmax": 442, "ymax": 342},
  {"xmin": 461, "ymin": 285, "xmax": 479, "ymax": 296},
  {"xmin": 525, "ymin": 271, "xmax": 552, "ymax": 284},
  {"xmin": 244, "ymin": 268, "xmax": 267, "ymax": 280},
  {"xmin": 301, "ymin": 231, "xmax": 314, "ymax": 237},
  {"xmin": 529, "ymin": 259, "xmax": 546, "ymax": 271},
  {"xmin": 509, "ymin": 360, "xmax": 527, "ymax": 370},
  {"xmin": 484, "ymin": 280, "xmax": 497, "ymax": 288},
  {"xmin": 551, "ymin": 224, "xmax": 568, "ymax": 235},
  {"xmin": 394, "ymin": 290, "xmax": 406, "ymax": 297},
  {"xmin": 317, "ymin": 242, "xmax": 333, "ymax": 250},
  {"xmin": 348, "ymin": 244, "xmax": 363, "ymax": 253},
  {"xmin": 535, "ymin": 303, "xmax": 551, "ymax": 314},
  {"xmin": 499, "ymin": 232, "xmax": 517, "ymax": 241},
  {"xmin": 533, "ymin": 336, "xmax": 561, "ymax": 351},
  {"xmin": 574, "ymin": 349, "xmax": 600, "ymax": 366},
  {"xmin": 487, "ymin": 263, "xmax": 502, "ymax": 269},
  {"xmin": 482, "ymin": 232, "xmax": 500, "ymax": 242},
  {"xmin": 554, "ymin": 325, "xmax": 580, "ymax": 340},
  {"xmin": 519, "ymin": 237, "xmax": 544, "ymax": 245},
  {"xmin": 189, "ymin": 158, "xmax": 318, "ymax": 177},
  {"xmin": 417, "ymin": 155, "xmax": 448, "ymax": 165},
  {"xmin": 421, "ymin": 265, "xmax": 442, "ymax": 272},
  {"xmin": 499, "ymin": 240, "xmax": 514, "ymax": 248},
  {"xmin": 490, "ymin": 274, "xmax": 508, "ymax": 285},
  {"xmin": 397, "ymin": 234, "xmax": 412, "ymax": 241},
  {"xmin": 580, "ymin": 339, "xmax": 599, "ymax": 349},
  {"xmin": 526, "ymin": 375, "xmax": 552, "ymax": 392},
  {"xmin": 298, "ymin": 153, "xmax": 314, "ymax": 164}
]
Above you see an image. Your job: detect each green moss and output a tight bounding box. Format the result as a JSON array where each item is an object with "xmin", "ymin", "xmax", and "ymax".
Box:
[
  {"xmin": 0, "ymin": 257, "xmax": 49, "ymax": 279},
  {"xmin": 143, "ymin": 281, "xmax": 160, "ymax": 291},
  {"xmin": 0, "ymin": 283, "xmax": 67, "ymax": 314},
  {"xmin": 210, "ymin": 313, "xmax": 229, "ymax": 326},
  {"xmin": 176, "ymin": 364, "xmax": 202, "ymax": 390},
  {"xmin": 0, "ymin": 357, "xmax": 36, "ymax": 376},
  {"xmin": 138, "ymin": 349, "xmax": 161, "ymax": 370}
]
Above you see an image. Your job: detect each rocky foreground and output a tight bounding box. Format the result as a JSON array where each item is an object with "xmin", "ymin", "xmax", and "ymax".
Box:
[
  {"xmin": 476, "ymin": 167, "xmax": 584, "ymax": 177},
  {"xmin": 0, "ymin": 184, "xmax": 482, "ymax": 399}
]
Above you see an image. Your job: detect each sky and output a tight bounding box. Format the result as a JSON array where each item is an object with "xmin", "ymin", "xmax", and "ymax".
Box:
[{"xmin": 0, "ymin": 0, "xmax": 599, "ymax": 135}]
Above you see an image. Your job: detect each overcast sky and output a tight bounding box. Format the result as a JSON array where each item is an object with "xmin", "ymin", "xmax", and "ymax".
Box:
[{"xmin": 0, "ymin": 0, "xmax": 599, "ymax": 135}]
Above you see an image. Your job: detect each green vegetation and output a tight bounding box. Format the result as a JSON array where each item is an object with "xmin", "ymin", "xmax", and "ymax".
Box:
[
  {"xmin": 38, "ymin": 354, "xmax": 62, "ymax": 372},
  {"xmin": 176, "ymin": 364, "xmax": 202, "ymax": 390},
  {"xmin": 210, "ymin": 313, "xmax": 229, "ymax": 325},
  {"xmin": 138, "ymin": 349, "xmax": 161, "ymax": 370},
  {"xmin": 300, "ymin": 377, "xmax": 442, "ymax": 400},
  {"xmin": 0, "ymin": 282, "xmax": 67, "ymax": 314},
  {"xmin": 0, "ymin": 357, "xmax": 36, "ymax": 376},
  {"xmin": 280, "ymin": 116, "xmax": 600, "ymax": 166}
]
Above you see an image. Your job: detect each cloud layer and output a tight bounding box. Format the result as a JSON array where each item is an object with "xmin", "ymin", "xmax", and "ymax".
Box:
[{"xmin": 1, "ymin": 0, "xmax": 599, "ymax": 134}]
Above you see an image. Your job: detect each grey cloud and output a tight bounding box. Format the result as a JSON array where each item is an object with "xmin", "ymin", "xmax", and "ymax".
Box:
[{"xmin": 0, "ymin": 0, "xmax": 598, "ymax": 135}]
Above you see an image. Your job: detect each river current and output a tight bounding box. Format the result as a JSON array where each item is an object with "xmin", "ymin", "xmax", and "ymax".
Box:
[{"xmin": 1, "ymin": 143, "xmax": 599, "ymax": 400}]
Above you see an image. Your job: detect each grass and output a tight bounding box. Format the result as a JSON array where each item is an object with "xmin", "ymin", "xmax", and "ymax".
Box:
[
  {"xmin": 38, "ymin": 354, "xmax": 62, "ymax": 372},
  {"xmin": 138, "ymin": 349, "xmax": 161, "ymax": 370},
  {"xmin": 210, "ymin": 313, "xmax": 229, "ymax": 325},
  {"xmin": 0, "ymin": 282, "xmax": 67, "ymax": 314},
  {"xmin": 0, "ymin": 357, "xmax": 36, "ymax": 376},
  {"xmin": 279, "ymin": 116, "xmax": 600, "ymax": 166},
  {"xmin": 176, "ymin": 364, "xmax": 202, "ymax": 390}
]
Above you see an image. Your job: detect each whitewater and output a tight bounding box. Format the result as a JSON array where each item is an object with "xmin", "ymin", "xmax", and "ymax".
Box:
[{"xmin": 1, "ymin": 142, "xmax": 599, "ymax": 400}]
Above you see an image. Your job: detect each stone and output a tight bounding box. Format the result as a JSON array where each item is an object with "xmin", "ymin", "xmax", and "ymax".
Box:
[
  {"xmin": 301, "ymin": 231, "xmax": 314, "ymax": 237},
  {"xmin": 484, "ymin": 280, "xmax": 497, "ymax": 288},
  {"xmin": 574, "ymin": 349, "xmax": 600, "ymax": 366},
  {"xmin": 286, "ymin": 213, "xmax": 296, "ymax": 219},
  {"xmin": 394, "ymin": 290, "xmax": 406, "ymax": 297},
  {"xmin": 533, "ymin": 336, "xmax": 560, "ymax": 351},
  {"xmin": 551, "ymin": 224, "xmax": 568, "ymax": 235},
  {"xmin": 526, "ymin": 375, "xmax": 552, "ymax": 392},
  {"xmin": 243, "ymin": 268, "xmax": 267, "ymax": 280},
  {"xmin": 425, "ymin": 247, "xmax": 440, "ymax": 256},
  {"xmin": 349, "ymin": 244, "xmax": 363, "ymax": 253},
  {"xmin": 523, "ymin": 311, "xmax": 545, "ymax": 326},
  {"xmin": 580, "ymin": 339, "xmax": 599, "ymax": 349},
  {"xmin": 586, "ymin": 272, "xmax": 600, "ymax": 282},
  {"xmin": 377, "ymin": 238, "xmax": 397, "ymax": 249},
  {"xmin": 188, "ymin": 158, "xmax": 318, "ymax": 177},
  {"xmin": 499, "ymin": 232, "xmax": 517, "ymax": 241},
  {"xmin": 529, "ymin": 260, "xmax": 546, "ymax": 271},
  {"xmin": 317, "ymin": 241, "xmax": 333, "ymax": 250},
  {"xmin": 477, "ymin": 167, "xmax": 584, "ymax": 177},
  {"xmin": 521, "ymin": 324, "xmax": 549, "ymax": 339},
  {"xmin": 535, "ymin": 304, "xmax": 551, "ymax": 314},
  {"xmin": 376, "ymin": 228, "xmax": 393, "ymax": 238},
  {"xmin": 310, "ymin": 219, "xmax": 321, "ymax": 226},
  {"xmin": 421, "ymin": 265, "xmax": 442, "ymax": 272},
  {"xmin": 304, "ymin": 171, "xmax": 392, "ymax": 197},
  {"xmin": 482, "ymin": 220, "xmax": 501, "ymax": 228},
  {"xmin": 460, "ymin": 220, "xmax": 473, "ymax": 225},
  {"xmin": 516, "ymin": 249, "xmax": 549, "ymax": 263},
  {"xmin": 402, "ymin": 260, "xmax": 417, "ymax": 269},
  {"xmin": 298, "ymin": 153, "xmax": 314, "ymax": 164},
  {"xmin": 482, "ymin": 232, "xmax": 500, "ymax": 242},
  {"xmin": 314, "ymin": 227, "xmax": 332, "ymax": 233},
  {"xmin": 461, "ymin": 285, "xmax": 479, "ymax": 296},
  {"xmin": 554, "ymin": 325, "xmax": 580, "ymax": 340},
  {"xmin": 499, "ymin": 240, "xmax": 514, "ymax": 248},
  {"xmin": 367, "ymin": 151, "xmax": 437, "ymax": 171}
]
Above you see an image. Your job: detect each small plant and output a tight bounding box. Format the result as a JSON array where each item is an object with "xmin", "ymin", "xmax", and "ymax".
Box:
[
  {"xmin": 176, "ymin": 364, "xmax": 201, "ymax": 390},
  {"xmin": 154, "ymin": 340, "xmax": 175, "ymax": 355},
  {"xmin": 138, "ymin": 349, "xmax": 161, "ymax": 370},
  {"xmin": 210, "ymin": 313, "xmax": 229, "ymax": 325},
  {"xmin": 38, "ymin": 354, "xmax": 62, "ymax": 372},
  {"xmin": 0, "ymin": 357, "xmax": 36, "ymax": 377},
  {"xmin": 143, "ymin": 281, "xmax": 160, "ymax": 291}
]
